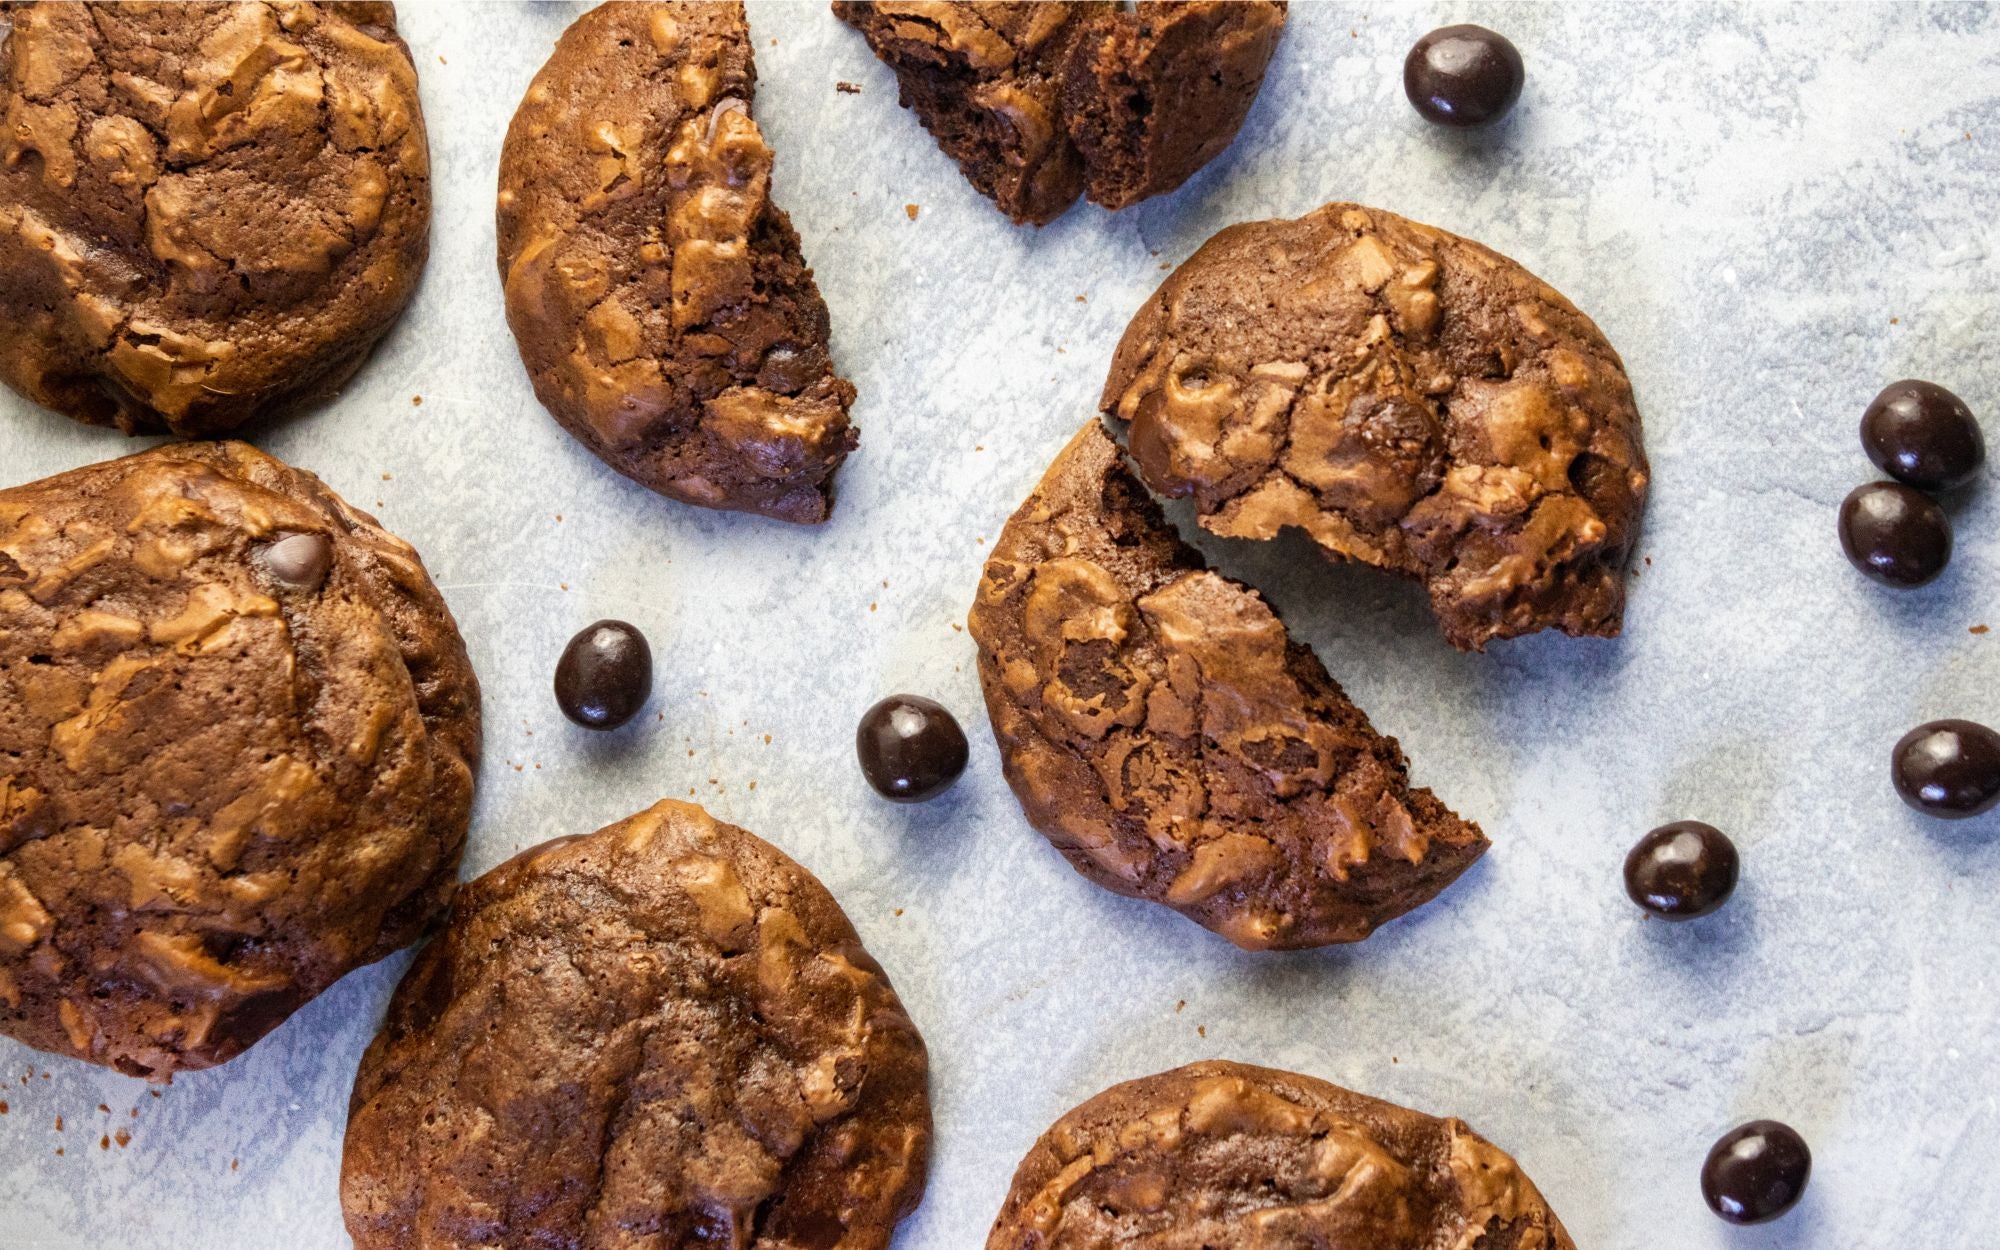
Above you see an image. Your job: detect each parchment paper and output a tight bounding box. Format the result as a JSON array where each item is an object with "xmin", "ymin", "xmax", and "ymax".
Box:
[{"xmin": 3, "ymin": 3, "xmax": 1999, "ymax": 1246}]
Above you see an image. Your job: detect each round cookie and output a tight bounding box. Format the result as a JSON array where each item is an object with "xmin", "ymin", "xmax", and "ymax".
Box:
[
  {"xmin": 498, "ymin": 2, "xmax": 859, "ymax": 524},
  {"xmin": 987, "ymin": 1060, "xmax": 1576, "ymax": 1249},
  {"xmin": 1104, "ymin": 202, "xmax": 1650, "ymax": 651},
  {"xmin": 968, "ymin": 420, "xmax": 1486, "ymax": 950},
  {"xmin": 0, "ymin": 2, "xmax": 431, "ymax": 436},
  {"xmin": 834, "ymin": 2, "xmax": 1287, "ymax": 226},
  {"xmin": 0, "ymin": 442, "xmax": 479, "ymax": 1078},
  {"xmin": 342, "ymin": 800, "xmax": 932, "ymax": 1250}
]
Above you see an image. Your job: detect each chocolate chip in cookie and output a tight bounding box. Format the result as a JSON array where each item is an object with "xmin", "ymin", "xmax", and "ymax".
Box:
[
  {"xmin": 498, "ymin": 2, "xmax": 858, "ymax": 524},
  {"xmin": 1103, "ymin": 202, "xmax": 1651, "ymax": 650},
  {"xmin": 987, "ymin": 1060, "xmax": 1577, "ymax": 1249},
  {"xmin": 0, "ymin": 442, "xmax": 480, "ymax": 1078},
  {"xmin": 834, "ymin": 1, "xmax": 1287, "ymax": 226},
  {"xmin": 0, "ymin": 2, "xmax": 432, "ymax": 435},
  {"xmin": 342, "ymin": 800, "xmax": 931, "ymax": 1250},
  {"xmin": 968, "ymin": 420, "xmax": 1486, "ymax": 950}
]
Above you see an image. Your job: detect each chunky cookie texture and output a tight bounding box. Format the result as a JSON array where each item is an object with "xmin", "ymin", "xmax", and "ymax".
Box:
[
  {"xmin": 0, "ymin": 2, "xmax": 431, "ymax": 436},
  {"xmin": 832, "ymin": 2, "xmax": 1286, "ymax": 226},
  {"xmin": 342, "ymin": 800, "xmax": 932, "ymax": 1250},
  {"xmin": 987, "ymin": 1061, "xmax": 1577, "ymax": 1250},
  {"xmin": 0, "ymin": 442, "xmax": 480, "ymax": 1079},
  {"xmin": 1105, "ymin": 203, "xmax": 1650, "ymax": 651},
  {"xmin": 499, "ymin": 2, "xmax": 858, "ymax": 525},
  {"xmin": 968, "ymin": 421, "xmax": 1485, "ymax": 950}
]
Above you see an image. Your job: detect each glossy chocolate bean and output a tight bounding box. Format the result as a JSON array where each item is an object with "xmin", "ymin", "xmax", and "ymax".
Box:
[
  {"xmin": 1404, "ymin": 25, "xmax": 1524, "ymax": 128},
  {"xmin": 1701, "ymin": 1120, "xmax": 1811, "ymax": 1225},
  {"xmin": 1624, "ymin": 821, "xmax": 1738, "ymax": 919},
  {"xmin": 857, "ymin": 694, "xmax": 968, "ymax": 803},
  {"xmin": 1861, "ymin": 379, "xmax": 1984, "ymax": 492},
  {"xmin": 1891, "ymin": 719, "xmax": 2000, "ymax": 819},
  {"xmin": 1838, "ymin": 481, "xmax": 1951, "ymax": 587},
  {"xmin": 554, "ymin": 620, "xmax": 652, "ymax": 730}
]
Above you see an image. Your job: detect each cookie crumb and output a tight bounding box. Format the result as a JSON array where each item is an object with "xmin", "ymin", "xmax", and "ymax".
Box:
[
  {"xmin": 231, "ymin": 1158, "xmax": 239, "ymax": 1171},
  {"xmin": 837, "ymin": 81, "xmax": 861, "ymax": 94},
  {"xmin": 1972, "ymin": 624, "xmax": 1989, "ymax": 635},
  {"xmin": 1197, "ymin": 1025, "xmax": 1206, "ymax": 1037},
  {"xmin": 411, "ymin": 395, "xmax": 423, "ymax": 406},
  {"xmin": 1890, "ymin": 316, "xmax": 1901, "ymax": 325},
  {"xmin": 763, "ymin": 734, "xmax": 772, "ymax": 744},
  {"xmin": 950, "ymin": 622, "xmax": 963, "ymax": 632},
  {"xmin": 894, "ymin": 908, "xmax": 904, "ymax": 917},
  {"xmin": 381, "ymin": 472, "xmax": 393, "ymax": 481},
  {"xmin": 99, "ymin": 1134, "xmax": 109, "ymax": 1150},
  {"xmin": 114, "ymin": 1130, "xmax": 130, "ymax": 1148},
  {"xmin": 905, "ymin": 203, "xmax": 920, "ymax": 221},
  {"xmin": 1175, "ymin": 1000, "xmax": 1185, "ymax": 1012},
  {"xmin": 54, "ymin": 1115, "xmax": 62, "ymax": 1131},
  {"xmin": 1074, "ymin": 294, "xmax": 1087, "ymax": 303}
]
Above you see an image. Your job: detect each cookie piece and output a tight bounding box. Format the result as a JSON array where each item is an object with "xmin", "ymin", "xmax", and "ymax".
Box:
[
  {"xmin": 499, "ymin": 2, "xmax": 858, "ymax": 524},
  {"xmin": 1061, "ymin": 1, "xmax": 1288, "ymax": 211},
  {"xmin": 342, "ymin": 800, "xmax": 932, "ymax": 1250},
  {"xmin": 832, "ymin": 2, "xmax": 1286, "ymax": 226},
  {"xmin": 0, "ymin": 442, "xmax": 479, "ymax": 1078},
  {"xmin": 987, "ymin": 1060, "xmax": 1577, "ymax": 1249},
  {"xmin": 968, "ymin": 420, "xmax": 1485, "ymax": 950},
  {"xmin": 0, "ymin": 2, "xmax": 431, "ymax": 436},
  {"xmin": 1104, "ymin": 202, "xmax": 1650, "ymax": 651}
]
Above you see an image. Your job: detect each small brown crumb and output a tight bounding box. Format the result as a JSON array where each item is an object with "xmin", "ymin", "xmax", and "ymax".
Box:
[
  {"xmin": 559, "ymin": 582, "xmax": 569, "ymax": 591},
  {"xmin": 411, "ymin": 395, "xmax": 423, "ymax": 406},
  {"xmin": 99, "ymin": 1135, "xmax": 109, "ymax": 1150},
  {"xmin": 1972, "ymin": 624, "xmax": 1990, "ymax": 635},
  {"xmin": 1159, "ymin": 262, "xmax": 1171, "ymax": 270},
  {"xmin": 555, "ymin": 513, "xmax": 563, "ymax": 522},
  {"xmin": 114, "ymin": 1130, "xmax": 130, "ymax": 1148},
  {"xmin": 870, "ymin": 602, "xmax": 878, "ymax": 612},
  {"xmin": 1197, "ymin": 1025, "xmax": 1207, "ymax": 1037},
  {"xmin": 55, "ymin": 1115, "xmax": 62, "ymax": 1131},
  {"xmin": 381, "ymin": 472, "xmax": 392, "ymax": 481},
  {"xmin": 748, "ymin": 780, "xmax": 757, "ymax": 790},
  {"xmin": 513, "ymin": 764, "xmax": 523, "ymax": 772},
  {"xmin": 836, "ymin": 81, "xmax": 861, "ymax": 94},
  {"xmin": 1074, "ymin": 294, "xmax": 1087, "ymax": 303},
  {"xmin": 975, "ymin": 444, "xmax": 984, "ymax": 451},
  {"xmin": 1175, "ymin": 1000, "xmax": 1185, "ymax": 1012},
  {"xmin": 950, "ymin": 622, "xmax": 963, "ymax": 632},
  {"xmin": 1392, "ymin": 1055, "xmax": 1399, "ymax": 1064},
  {"xmin": 438, "ymin": 55, "xmax": 447, "ymax": 65},
  {"xmin": 231, "ymin": 1158, "xmax": 239, "ymax": 1171},
  {"xmin": 905, "ymin": 203, "xmax": 920, "ymax": 221},
  {"xmin": 54, "ymin": 1148, "xmax": 63, "ymax": 1156},
  {"xmin": 893, "ymin": 908, "xmax": 904, "ymax": 917},
  {"xmin": 1644, "ymin": 556, "xmax": 1653, "ymax": 566},
  {"xmin": 763, "ymin": 734, "xmax": 772, "ymax": 744},
  {"xmin": 150, "ymin": 1091, "xmax": 160, "ymax": 1099},
  {"xmin": 98, "ymin": 1104, "xmax": 108, "ymax": 1113},
  {"xmin": 0, "ymin": 1101, "xmax": 8, "ymax": 1114},
  {"xmin": 1890, "ymin": 316, "xmax": 1901, "ymax": 325}
]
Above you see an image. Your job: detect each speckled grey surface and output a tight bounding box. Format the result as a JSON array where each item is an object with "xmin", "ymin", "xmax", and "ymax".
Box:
[{"xmin": 3, "ymin": 2, "xmax": 1999, "ymax": 1246}]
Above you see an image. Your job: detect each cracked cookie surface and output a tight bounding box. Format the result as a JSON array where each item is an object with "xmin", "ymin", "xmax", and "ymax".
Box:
[
  {"xmin": 987, "ymin": 1060, "xmax": 1576, "ymax": 1250},
  {"xmin": 0, "ymin": 1, "xmax": 431, "ymax": 435},
  {"xmin": 1105, "ymin": 202, "xmax": 1650, "ymax": 651},
  {"xmin": 341, "ymin": 800, "xmax": 932, "ymax": 1250},
  {"xmin": 968, "ymin": 420, "xmax": 1485, "ymax": 951},
  {"xmin": 0, "ymin": 441, "xmax": 480, "ymax": 1078},
  {"xmin": 498, "ymin": 1, "xmax": 858, "ymax": 525},
  {"xmin": 832, "ymin": 2, "xmax": 1285, "ymax": 226}
]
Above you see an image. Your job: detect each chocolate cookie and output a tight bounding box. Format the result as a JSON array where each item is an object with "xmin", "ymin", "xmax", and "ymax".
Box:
[
  {"xmin": 1104, "ymin": 203, "xmax": 1650, "ymax": 650},
  {"xmin": 0, "ymin": 442, "xmax": 479, "ymax": 1078},
  {"xmin": 968, "ymin": 421, "xmax": 1485, "ymax": 950},
  {"xmin": 342, "ymin": 800, "xmax": 931, "ymax": 1249},
  {"xmin": 498, "ymin": 2, "xmax": 858, "ymax": 524},
  {"xmin": 987, "ymin": 1060, "xmax": 1576, "ymax": 1249},
  {"xmin": 832, "ymin": 2, "xmax": 1286, "ymax": 226},
  {"xmin": 0, "ymin": 2, "xmax": 431, "ymax": 436}
]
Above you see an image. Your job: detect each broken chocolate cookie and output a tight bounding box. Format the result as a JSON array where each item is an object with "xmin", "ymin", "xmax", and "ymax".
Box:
[
  {"xmin": 833, "ymin": 1, "xmax": 1287, "ymax": 226},
  {"xmin": 342, "ymin": 800, "xmax": 932, "ymax": 1250},
  {"xmin": 967, "ymin": 420, "xmax": 1486, "ymax": 950},
  {"xmin": 0, "ymin": 442, "xmax": 480, "ymax": 1078},
  {"xmin": 1104, "ymin": 202, "xmax": 1650, "ymax": 650},
  {"xmin": 0, "ymin": 2, "xmax": 432, "ymax": 435},
  {"xmin": 987, "ymin": 1060, "xmax": 1576, "ymax": 1249},
  {"xmin": 498, "ymin": 1, "xmax": 858, "ymax": 524}
]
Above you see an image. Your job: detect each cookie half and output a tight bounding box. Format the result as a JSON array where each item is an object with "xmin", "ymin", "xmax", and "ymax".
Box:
[
  {"xmin": 0, "ymin": 442, "xmax": 479, "ymax": 1078},
  {"xmin": 833, "ymin": 2, "xmax": 1286, "ymax": 226},
  {"xmin": 968, "ymin": 420, "xmax": 1485, "ymax": 950},
  {"xmin": 498, "ymin": 2, "xmax": 858, "ymax": 524},
  {"xmin": 987, "ymin": 1060, "xmax": 1576, "ymax": 1249},
  {"xmin": 0, "ymin": 2, "xmax": 431, "ymax": 435},
  {"xmin": 1104, "ymin": 202, "xmax": 1650, "ymax": 650},
  {"xmin": 342, "ymin": 800, "xmax": 932, "ymax": 1250}
]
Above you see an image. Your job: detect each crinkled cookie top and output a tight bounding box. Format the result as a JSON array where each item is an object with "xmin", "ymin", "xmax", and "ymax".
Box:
[
  {"xmin": 1104, "ymin": 202, "xmax": 1649, "ymax": 650},
  {"xmin": 342, "ymin": 799, "xmax": 932, "ymax": 1250},
  {"xmin": 969, "ymin": 421, "xmax": 1486, "ymax": 950},
  {"xmin": 988, "ymin": 1060, "xmax": 1577, "ymax": 1250},
  {"xmin": 0, "ymin": 1, "xmax": 431, "ymax": 434},
  {"xmin": 0, "ymin": 441, "xmax": 479, "ymax": 1078},
  {"xmin": 498, "ymin": 1, "xmax": 857, "ymax": 524}
]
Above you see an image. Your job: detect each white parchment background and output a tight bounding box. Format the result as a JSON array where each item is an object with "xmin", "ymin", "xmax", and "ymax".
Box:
[{"xmin": 3, "ymin": 2, "xmax": 1999, "ymax": 1246}]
